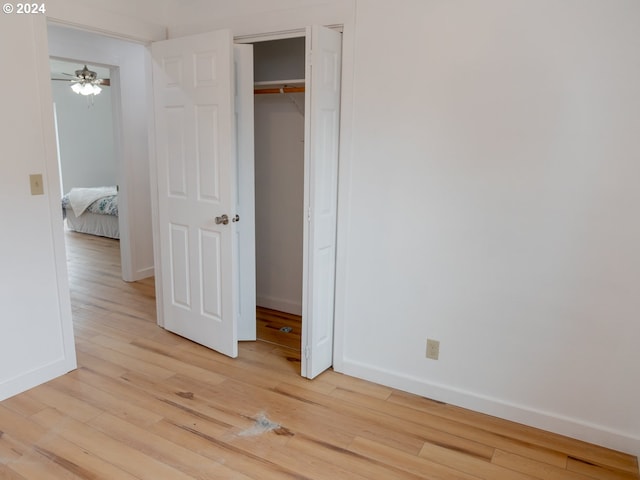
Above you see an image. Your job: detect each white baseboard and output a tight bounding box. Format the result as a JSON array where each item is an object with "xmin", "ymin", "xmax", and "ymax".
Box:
[
  {"xmin": 338, "ymin": 358, "xmax": 640, "ymax": 460},
  {"xmin": 0, "ymin": 357, "xmax": 76, "ymax": 402},
  {"xmin": 133, "ymin": 265, "xmax": 154, "ymax": 281},
  {"xmin": 257, "ymin": 294, "xmax": 302, "ymax": 316}
]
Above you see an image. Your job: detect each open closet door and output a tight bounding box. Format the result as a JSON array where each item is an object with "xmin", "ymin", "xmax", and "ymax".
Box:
[
  {"xmin": 234, "ymin": 44, "xmax": 257, "ymax": 341},
  {"xmin": 302, "ymin": 26, "xmax": 342, "ymax": 379},
  {"xmin": 152, "ymin": 30, "xmax": 240, "ymax": 357}
]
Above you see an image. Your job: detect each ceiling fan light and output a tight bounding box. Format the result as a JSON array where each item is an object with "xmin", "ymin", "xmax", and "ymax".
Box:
[
  {"xmin": 71, "ymin": 83, "xmax": 82, "ymax": 94},
  {"xmin": 92, "ymin": 85, "xmax": 102, "ymax": 95},
  {"xmin": 80, "ymin": 83, "xmax": 95, "ymax": 96}
]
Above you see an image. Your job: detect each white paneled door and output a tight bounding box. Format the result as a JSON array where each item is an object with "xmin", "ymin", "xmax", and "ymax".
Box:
[
  {"xmin": 152, "ymin": 30, "xmax": 241, "ymax": 357},
  {"xmin": 302, "ymin": 26, "xmax": 343, "ymax": 379},
  {"xmin": 152, "ymin": 27, "xmax": 341, "ymax": 377}
]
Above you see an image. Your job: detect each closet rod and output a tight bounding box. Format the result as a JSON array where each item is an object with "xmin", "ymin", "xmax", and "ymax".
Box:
[{"xmin": 254, "ymin": 86, "xmax": 305, "ymax": 95}]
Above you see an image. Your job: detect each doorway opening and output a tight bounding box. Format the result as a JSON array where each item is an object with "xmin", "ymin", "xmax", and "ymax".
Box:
[
  {"xmin": 47, "ymin": 22, "xmax": 156, "ymax": 285},
  {"xmin": 252, "ymin": 37, "xmax": 306, "ymax": 357},
  {"xmin": 51, "ymin": 58, "xmax": 122, "ymax": 251}
]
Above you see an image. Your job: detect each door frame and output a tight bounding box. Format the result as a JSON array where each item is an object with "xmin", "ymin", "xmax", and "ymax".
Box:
[
  {"xmin": 234, "ymin": 25, "xmax": 343, "ymax": 378},
  {"xmin": 47, "ymin": 24, "xmax": 153, "ymax": 283},
  {"xmin": 231, "ymin": 23, "xmax": 356, "ymax": 376}
]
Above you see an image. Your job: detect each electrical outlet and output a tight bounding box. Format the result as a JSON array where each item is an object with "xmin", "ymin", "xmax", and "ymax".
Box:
[{"xmin": 426, "ymin": 339, "xmax": 440, "ymax": 360}]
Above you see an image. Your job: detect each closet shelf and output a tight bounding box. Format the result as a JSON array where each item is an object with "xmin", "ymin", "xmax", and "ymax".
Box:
[{"xmin": 254, "ymin": 79, "xmax": 305, "ymax": 95}]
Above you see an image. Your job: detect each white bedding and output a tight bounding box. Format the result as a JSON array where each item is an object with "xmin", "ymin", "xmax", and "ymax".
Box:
[
  {"xmin": 67, "ymin": 186, "xmax": 118, "ymax": 217},
  {"xmin": 65, "ymin": 208, "xmax": 119, "ymax": 239}
]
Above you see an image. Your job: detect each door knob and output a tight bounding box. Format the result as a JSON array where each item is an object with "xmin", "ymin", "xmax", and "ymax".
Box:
[{"xmin": 215, "ymin": 214, "xmax": 229, "ymax": 225}]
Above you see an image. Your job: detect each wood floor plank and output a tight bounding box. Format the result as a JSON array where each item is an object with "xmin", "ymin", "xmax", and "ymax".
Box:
[
  {"xmin": 5, "ymin": 449, "xmax": 88, "ymax": 480},
  {"xmin": 491, "ymin": 449, "xmax": 600, "ymax": 480},
  {"xmin": 34, "ymin": 435, "xmax": 141, "ymax": 480},
  {"xmin": 272, "ymin": 381, "xmax": 427, "ymax": 455},
  {"xmin": 0, "ymin": 231, "xmax": 635, "ymax": 479},
  {"xmin": 73, "ymin": 350, "xmax": 129, "ymax": 378},
  {"xmin": 330, "ymin": 387, "xmax": 496, "ymax": 461},
  {"xmin": 387, "ymin": 391, "xmax": 576, "ymax": 469},
  {"xmin": 121, "ymin": 371, "xmax": 357, "ymax": 450},
  {"xmin": 66, "ymin": 366, "xmax": 229, "ymax": 428},
  {"xmin": 148, "ymin": 418, "xmax": 308, "ymax": 480},
  {"xmin": 0, "ymin": 430, "xmax": 27, "ymax": 465},
  {"xmin": 286, "ymin": 434, "xmax": 428, "ymax": 480},
  {"xmin": 0, "ymin": 394, "xmax": 48, "ymax": 419},
  {"xmin": 232, "ymin": 340, "xmax": 303, "ymax": 377},
  {"xmin": 256, "ymin": 306, "xmax": 302, "ymax": 351},
  {"xmin": 419, "ymin": 442, "xmax": 538, "ymax": 480},
  {"xmin": 108, "ymin": 372, "xmax": 258, "ymax": 434},
  {"xmin": 49, "ymin": 372, "xmax": 164, "ymax": 428},
  {"xmin": 22, "ymin": 384, "xmax": 103, "ymax": 424},
  {"xmin": 349, "ymin": 435, "xmax": 483, "ymax": 480},
  {"xmin": 87, "ymin": 412, "xmax": 254, "ymax": 479},
  {"xmin": 88, "ymin": 334, "xmax": 227, "ymax": 385},
  {"xmin": 0, "ymin": 404, "xmax": 58, "ymax": 447},
  {"xmin": 74, "ymin": 338, "xmax": 176, "ymax": 380},
  {"xmin": 316, "ymin": 369, "xmax": 394, "ymax": 400},
  {"xmin": 132, "ymin": 335, "xmax": 330, "ymax": 396},
  {"xmin": 567, "ymin": 456, "xmax": 640, "ymax": 480},
  {"xmin": 224, "ymin": 434, "xmax": 372, "ymax": 480},
  {"xmin": 30, "ymin": 408, "xmax": 197, "ymax": 480},
  {"xmin": 0, "ymin": 422, "xmax": 87, "ymax": 480},
  {"xmin": 0, "ymin": 464, "xmax": 28, "ymax": 480}
]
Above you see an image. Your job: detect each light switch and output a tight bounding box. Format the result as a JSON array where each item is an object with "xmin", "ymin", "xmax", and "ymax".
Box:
[{"xmin": 30, "ymin": 174, "xmax": 44, "ymax": 195}]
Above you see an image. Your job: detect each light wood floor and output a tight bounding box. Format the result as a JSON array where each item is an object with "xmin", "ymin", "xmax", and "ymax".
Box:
[
  {"xmin": 257, "ymin": 307, "xmax": 302, "ymax": 352},
  {"xmin": 0, "ymin": 231, "xmax": 638, "ymax": 479}
]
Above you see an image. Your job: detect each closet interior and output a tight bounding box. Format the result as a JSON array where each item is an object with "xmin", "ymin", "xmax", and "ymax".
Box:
[{"xmin": 253, "ymin": 37, "xmax": 306, "ymax": 353}]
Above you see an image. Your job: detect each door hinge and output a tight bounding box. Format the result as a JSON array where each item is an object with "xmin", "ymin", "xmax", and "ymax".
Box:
[
  {"xmin": 307, "ymin": 206, "xmax": 311, "ymax": 222},
  {"xmin": 303, "ymin": 346, "xmax": 310, "ymax": 359}
]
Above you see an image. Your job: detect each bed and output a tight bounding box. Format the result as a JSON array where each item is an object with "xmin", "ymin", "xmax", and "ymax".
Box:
[{"xmin": 61, "ymin": 186, "xmax": 119, "ymax": 239}]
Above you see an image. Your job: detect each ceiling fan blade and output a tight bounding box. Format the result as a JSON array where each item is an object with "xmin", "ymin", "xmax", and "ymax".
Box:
[{"xmin": 97, "ymin": 78, "xmax": 110, "ymax": 86}]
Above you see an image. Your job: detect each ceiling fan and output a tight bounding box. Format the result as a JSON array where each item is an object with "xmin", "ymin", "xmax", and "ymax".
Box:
[{"xmin": 52, "ymin": 65, "xmax": 110, "ymax": 96}]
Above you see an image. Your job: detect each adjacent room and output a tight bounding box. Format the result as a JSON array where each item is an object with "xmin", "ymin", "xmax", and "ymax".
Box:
[{"xmin": 51, "ymin": 59, "xmax": 121, "ymax": 241}]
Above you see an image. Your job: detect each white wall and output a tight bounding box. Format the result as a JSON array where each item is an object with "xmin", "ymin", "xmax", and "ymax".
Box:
[
  {"xmin": 166, "ymin": 0, "xmax": 352, "ymax": 38},
  {"xmin": 51, "ymin": 80, "xmax": 117, "ymax": 192},
  {"xmin": 254, "ymin": 93, "xmax": 305, "ymax": 315},
  {"xmin": 0, "ymin": 0, "xmax": 161, "ymax": 403},
  {"xmin": 46, "ymin": 0, "xmax": 167, "ymax": 42},
  {"xmin": 163, "ymin": 0, "xmax": 640, "ymax": 457},
  {"xmin": 0, "ymin": 14, "xmax": 76, "ymax": 400},
  {"xmin": 253, "ymin": 37, "xmax": 305, "ymax": 82},
  {"xmin": 341, "ymin": 0, "xmax": 640, "ymax": 456},
  {"xmin": 48, "ymin": 25, "xmax": 155, "ymax": 281}
]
